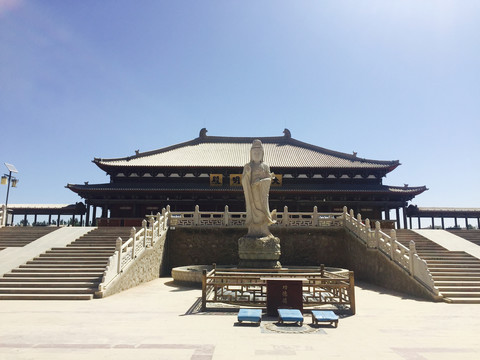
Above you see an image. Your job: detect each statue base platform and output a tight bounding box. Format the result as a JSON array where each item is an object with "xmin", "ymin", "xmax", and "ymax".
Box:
[{"xmin": 238, "ymin": 234, "xmax": 281, "ymax": 269}]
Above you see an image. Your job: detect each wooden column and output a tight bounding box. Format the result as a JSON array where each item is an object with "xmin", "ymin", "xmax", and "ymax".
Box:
[
  {"xmin": 86, "ymin": 204, "xmax": 91, "ymax": 226},
  {"xmin": 431, "ymin": 217, "xmax": 434, "ymax": 229},
  {"xmin": 385, "ymin": 207, "xmax": 390, "ymax": 220},
  {"xmin": 466, "ymin": 217, "xmax": 469, "ymax": 230},
  {"xmin": 454, "ymin": 217, "xmax": 458, "ymax": 228},
  {"xmin": 396, "ymin": 208, "xmax": 401, "ymax": 229},
  {"xmin": 71, "ymin": 214, "xmax": 75, "ymax": 226},
  {"xmin": 417, "ymin": 216, "xmax": 421, "ymax": 229},
  {"xmin": 92, "ymin": 207, "xmax": 97, "ymax": 226},
  {"xmin": 48, "ymin": 214, "xmax": 52, "ymax": 225},
  {"xmin": 34, "ymin": 214, "xmax": 37, "ymax": 225},
  {"xmin": 23, "ymin": 214, "xmax": 27, "ymax": 226},
  {"xmin": 409, "ymin": 216, "xmax": 412, "ymax": 229},
  {"xmin": 441, "ymin": 217, "xmax": 445, "ymax": 230},
  {"xmin": 57, "ymin": 214, "xmax": 61, "ymax": 227},
  {"xmin": 402, "ymin": 206, "xmax": 407, "ymax": 229}
]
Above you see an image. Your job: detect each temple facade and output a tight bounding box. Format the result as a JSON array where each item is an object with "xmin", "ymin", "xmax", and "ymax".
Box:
[{"xmin": 67, "ymin": 129, "xmax": 426, "ymax": 227}]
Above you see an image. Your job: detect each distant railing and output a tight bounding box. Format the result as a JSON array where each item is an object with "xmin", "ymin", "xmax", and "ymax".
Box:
[
  {"xmin": 342, "ymin": 207, "xmax": 439, "ymax": 296},
  {"xmin": 98, "ymin": 208, "xmax": 170, "ymax": 292},
  {"xmin": 0, "ymin": 205, "xmax": 6, "ymax": 227},
  {"xmin": 169, "ymin": 205, "xmax": 343, "ymax": 228},
  {"xmin": 202, "ymin": 266, "xmax": 356, "ymax": 314}
]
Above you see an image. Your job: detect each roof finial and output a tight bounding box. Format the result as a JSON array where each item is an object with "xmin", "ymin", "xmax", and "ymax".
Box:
[
  {"xmin": 283, "ymin": 128, "xmax": 291, "ymax": 138},
  {"xmin": 199, "ymin": 128, "xmax": 208, "ymax": 138}
]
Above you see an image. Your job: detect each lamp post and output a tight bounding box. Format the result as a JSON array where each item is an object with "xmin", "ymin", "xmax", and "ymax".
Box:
[{"xmin": 1, "ymin": 163, "xmax": 19, "ymax": 225}]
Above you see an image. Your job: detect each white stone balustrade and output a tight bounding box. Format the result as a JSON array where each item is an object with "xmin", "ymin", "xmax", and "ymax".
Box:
[
  {"xmin": 0, "ymin": 204, "xmax": 6, "ymax": 227},
  {"xmin": 341, "ymin": 206, "xmax": 439, "ymax": 296},
  {"xmin": 98, "ymin": 204, "xmax": 439, "ymax": 298},
  {"xmin": 167, "ymin": 205, "xmax": 343, "ymax": 228},
  {"xmin": 98, "ymin": 210, "xmax": 170, "ymax": 291}
]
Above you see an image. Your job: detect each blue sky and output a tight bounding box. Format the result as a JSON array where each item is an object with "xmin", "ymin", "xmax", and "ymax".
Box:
[{"xmin": 1, "ymin": 0, "xmax": 479, "ymax": 211}]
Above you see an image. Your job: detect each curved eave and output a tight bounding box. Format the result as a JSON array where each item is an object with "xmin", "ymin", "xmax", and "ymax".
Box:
[
  {"xmin": 92, "ymin": 133, "xmax": 400, "ymax": 172},
  {"xmin": 67, "ymin": 183, "xmax": 427, "ymax": 198}
]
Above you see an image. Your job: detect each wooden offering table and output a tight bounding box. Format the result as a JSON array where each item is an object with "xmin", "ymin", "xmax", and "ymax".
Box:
[{"xmin": 262, "ymin": 278, "xmax": 307, "ymax": 316}]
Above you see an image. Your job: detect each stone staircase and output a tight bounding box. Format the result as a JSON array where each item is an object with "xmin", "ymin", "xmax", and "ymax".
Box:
[
  {"xmin": 396, "ymin": 230, "xmax": 480, "ymax": 304},
  {"xmin": 0, "ymin": 227, "xmax": 58, "ymax": 251},
  {"xmin": 0, "ymin": 227, "xmax": 131, "ymax": 300},
  {"xmin": 448, "ymin": 229, "xmax": 480, "ymax": 247}
]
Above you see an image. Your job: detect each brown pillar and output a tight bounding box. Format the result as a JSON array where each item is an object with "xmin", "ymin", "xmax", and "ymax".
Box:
[
  {"xmin": 454, "ymin": 217, "xmax": 458, "ymax": 228},
  {"xmin": 431, "ymin": 217, "xmax": 435, "ymax": 229},
  {"xmin": 466, "ymin": 217, "xmax": 469, "ymax": 230},
  {"xmin": 86, "ymin": 204, "xmax": 90, "ymax": 226},
  {"xmin": 34, "ymin": 214, "xmax": 37, "ymax": 225},
  {"xmin": 48, "ymin": 214, "xmax": 52, "ymax": 225},
  {"xmin": 396, "ymin": 208, "xmax": 401, "ymax": 229},
  {"xmin": 402, "ymin": 206, "xmax": 407, "ymax": 229},
  {"xmin": 57, "ymin": 214, "xmax": 61, "ymax": 226},
  {"xmin": 441, "ymin": 217, "xmax": 445, "ymax": 230},
  {"xmin": 417, "ymin": 217, "xmax": 421, "ymax": 229}
]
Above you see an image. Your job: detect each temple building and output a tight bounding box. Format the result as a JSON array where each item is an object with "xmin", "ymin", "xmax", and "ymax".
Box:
[{"xmin": 67, "ymin": 129, "xmax": 426, "ymax": 227}]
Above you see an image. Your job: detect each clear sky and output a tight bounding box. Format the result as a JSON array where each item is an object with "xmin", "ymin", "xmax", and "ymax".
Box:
[{"xmin": 1, "ymin": 0, "xmax": 479, "ymax": 211}]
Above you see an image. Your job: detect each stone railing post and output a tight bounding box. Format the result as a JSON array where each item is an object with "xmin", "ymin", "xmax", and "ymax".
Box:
[
  {"xmin": 194, "ymin": 205, "xmax": 200, "ymax": 225},
  {"xmin": 390, "ymin": 229, "xmax": 396, "ymax": 259},
  {"xmin": 343, "ymin": 206, "xmax": 348, "ymax": 225},
  {"xmin": 149, "ymin": 216, "xmax": 155, "ymax": 246},
  {"xmin": 283, "ymin": 206, "xmax": 289, "ymax": 226},
  {"xmin": 224, "ymin": 205, "xmax": 230, "ymax": 226},
  {"xmin": 131, "ymin": 227, "xmax": 136, "ymax": 259},
  {"xmin": 356, "ymin": 213, "xmax": 362, "ymax": 236},
  {"xmin": 409, "ymin": 240, "xmax": 416, "ymax": 275},
  {"xmin": 142, "ymin": 219, "xmax": 147, "ymax": 247},
  {"xmin": 313, "ymin": 206, "xmax": 319, "ymax": 226},
  {"xmin": 166, "ymin": 205, "xmax": 171, "ymax": 227},
  {"xmin": 0, "ymin": 204, "xmax": 5, "ymax": 227},
  {"xmin": 155, "ymin": 212, "xmax": 160, "ymax": 237},
  {"xmin": 364, "ymin": 218, "xmax": 370, "ymax": 242},
  {"xmin": 375, "ymin": 221, "xmax": 381, "ymax": 248},
  {"xmin": 162, "ymin": 208, "xmax": 167, "ymax": 230},
  {"xmin": 116, "ymin": 237, "xmax": 123, "ymax": 274}
]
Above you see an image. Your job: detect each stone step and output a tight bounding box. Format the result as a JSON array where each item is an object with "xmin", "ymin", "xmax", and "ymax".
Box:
[
  {"xmin": 435, "ymin": 278, "xmax": 480, "ymax": 283},
  {"xmin": 422, "ymin": 255, "xmax": 474, "ymax": 260},
  {"xmin": 49, "ymin": 248, "xmax": 114, "ymax": 253},
  {"xmin": 27, "ymin": 260, "xmax": 108, "ymax": 265},
  {"xmin": 39, "ymin": 254, "xmax": 110, "ymax": 258},
  {"xmin": 0, "ymin": 293, "xmax": 93, "ymax": 300},
  {"xmin": 0, "ymin": 281, "xmax": 97, "ymax": 288},
  {"xmin": 20, "ymin": 263, "xmax": 106, "ymax": 269},
  {"xmin": 438, "ymin": 286, "xmax": 480, "ymax": 292},
  {"xmin": 426, "ymin": 260, "xmax": 480, "ymax": 265},
  {"xmin": 11, "ymin": 268, "xmax": 104, "ymax": 273},
  {"xmin": 440, "ymin": 291, "xmax": 480, "ymax": 298},
  {"xmin": 443, "ymin": 297, "xmax": 480, "ymax": 304},
  {"xmin": 0, "ymin": 276, "xmax": 101, "ymax": 282},
  {"xmin": 0, "ymin": 287, "xmax": 95, "ymax": 294},
  {"xmin": 426, "ymin": 264, "xmax": 480, "ymax": 269},
  {"xmin": 3, "ymin": 272, "xmax": 102, "ymax": 278}
]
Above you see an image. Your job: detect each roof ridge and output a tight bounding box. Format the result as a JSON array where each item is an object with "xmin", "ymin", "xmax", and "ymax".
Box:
[{"xmin": 93, "ymin": 129, "xmax": 399, "ymax": 169}]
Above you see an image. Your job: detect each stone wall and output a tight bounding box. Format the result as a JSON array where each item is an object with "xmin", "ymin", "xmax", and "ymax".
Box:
[
  {"xmin": 99, "ymin": 233, "xmax": 168, "ymax": 298},
  {"xmin": 166, "ymin": 227, "xmax": 439, "ymax": 301}
]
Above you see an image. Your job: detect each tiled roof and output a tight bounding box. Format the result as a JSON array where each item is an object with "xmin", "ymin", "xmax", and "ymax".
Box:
[
  {"xmin": 67, "ymin": 182, "xmax": 426, "ymax": 196},
  {"xmin": 93, "ymin": 130, "xmax": 399, "ymax": 170}
]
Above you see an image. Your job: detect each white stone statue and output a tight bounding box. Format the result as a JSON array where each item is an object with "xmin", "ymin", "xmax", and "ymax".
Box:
[
  {"xmin": 242, "ymin": 139, "xmax": 276, "ymax": 237},
  {"xmin": 238, "ymin": 140, "xmax": 280, "ymax": 268}
]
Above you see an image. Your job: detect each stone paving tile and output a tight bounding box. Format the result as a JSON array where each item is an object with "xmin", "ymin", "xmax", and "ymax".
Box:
[{"xmin": 0, "ymin": 278, "xmax": 479, "ymax": 360}]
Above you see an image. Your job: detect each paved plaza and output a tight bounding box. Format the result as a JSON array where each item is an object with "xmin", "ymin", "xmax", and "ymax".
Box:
[{"xmin": 1, "ymin": 277, "xmax": 479, "ymax": 360}]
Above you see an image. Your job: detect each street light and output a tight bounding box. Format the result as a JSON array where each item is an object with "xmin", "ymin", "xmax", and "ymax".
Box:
[{"xmin": 2, "ymin": 163, "xmax": 19, "ymax": 225}]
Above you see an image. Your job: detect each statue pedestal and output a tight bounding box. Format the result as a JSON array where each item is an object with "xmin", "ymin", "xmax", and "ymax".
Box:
[{"xmin": 238, "ymin": 235, "xmax": 281, "ymax": 269}]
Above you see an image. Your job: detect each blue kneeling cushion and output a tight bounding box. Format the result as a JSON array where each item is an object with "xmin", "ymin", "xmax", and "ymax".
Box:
[
  {"xmin": 277, "ymin": 309, "xmax": 303, "ymax": 323},
  {"xmin": 238, "ymin": 308, "xmax": 262, "ymax": 323}
]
